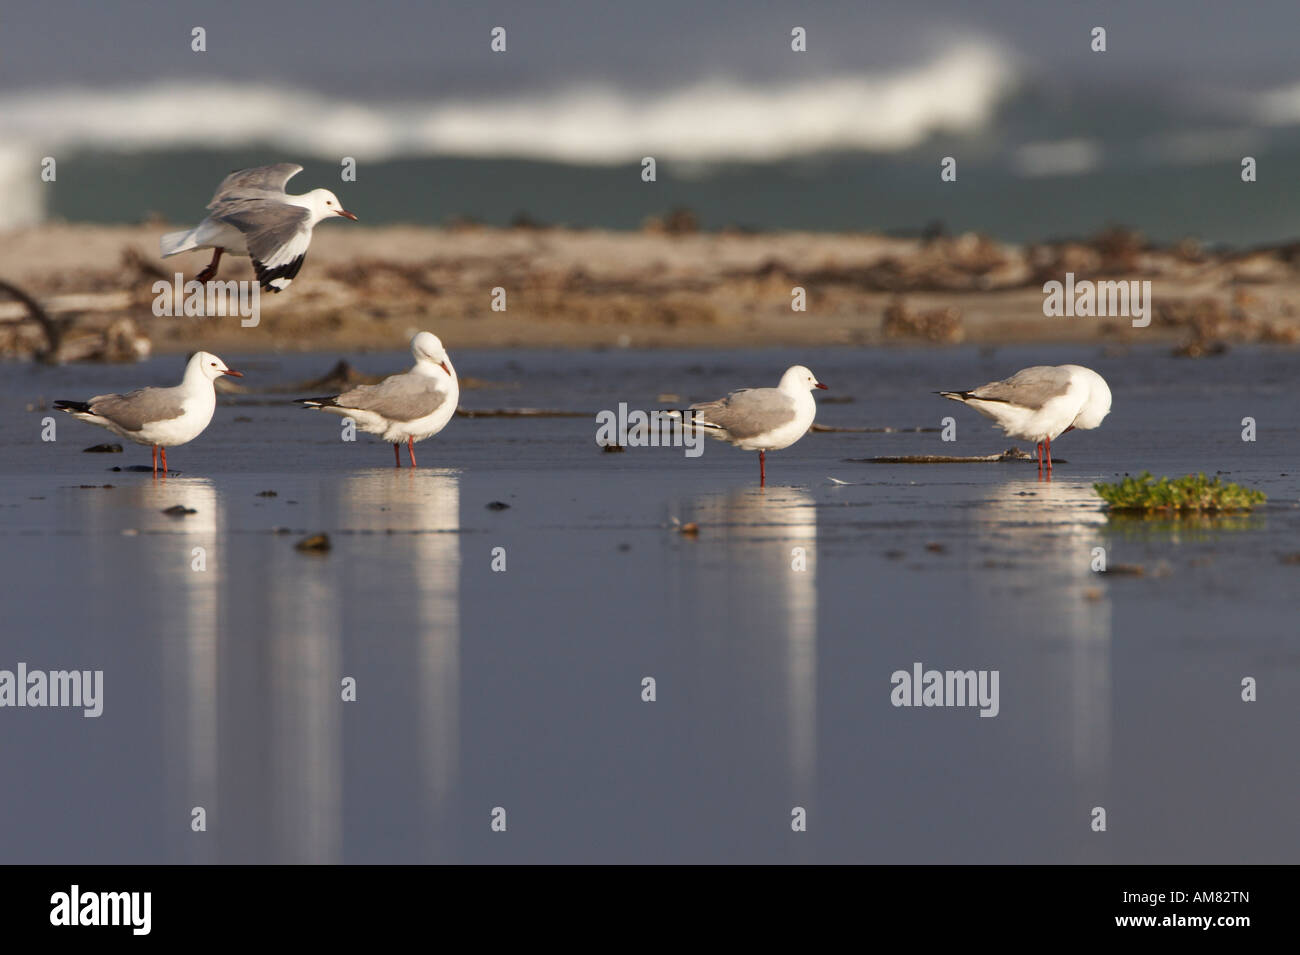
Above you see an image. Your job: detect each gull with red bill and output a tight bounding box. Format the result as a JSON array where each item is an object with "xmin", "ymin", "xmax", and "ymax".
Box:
[
  {"xmin": 53, "ymin": 351, "xmax": 243, "ymax": 476},
  {"xmin": 295, "ymin": 332, "xmax": 459, "ymax": 468},
  {"xmin": 678, "ymin": 364, "xmax": 828, "ymax": 486},
  {"xmin": 160, "ymin": 163, "xmax": 358, "ymax": 292},
  {"xmin": 937, "ymin": 364, "xmax": 1112, "ymax": 473}
]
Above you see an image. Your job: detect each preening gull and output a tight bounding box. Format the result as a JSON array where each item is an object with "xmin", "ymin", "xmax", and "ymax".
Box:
[
  {"xmin": 937, "ymin": 364, "xmax": 1112, "ymax": 471},
  {"xmin": 682, "ymin": 365, "xmax": 827, "ymax": 486},
  {"xmin": 54, "ymin": 351, "xmax": 243, "ymax": 475},
  {"xmin": 160, "ymin": 163, "xmax": 357, "ymax": 292},
  {"xmin": 296, "ymin": 332, "xmax": 459, "ymax": 467}
]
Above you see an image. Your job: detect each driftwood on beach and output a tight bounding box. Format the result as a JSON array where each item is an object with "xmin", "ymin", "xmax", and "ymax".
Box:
[
  {"xmin": 5, "ymin": 223, "xmax": 1300, "ymax": 358},
  {"xmin": 0, "ymin": 279, "xmax": 150, "ymax": 363}
]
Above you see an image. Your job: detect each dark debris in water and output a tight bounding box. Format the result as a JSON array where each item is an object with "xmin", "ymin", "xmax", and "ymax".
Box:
[
  {"xmin": 162, "ymin": 505, "xmax": 196, "ymax": 516},
  {"xmin": 459, "ymin": 408, "xmax": 586, "ymax": 418},
  {"xmin": 813, "ymin": 424, "xmax": 940, "ymax": 434},
  {"xmin": 850, "ymin": 448, "xmax": 1048, "ymax": 464},
  {"xmin": 295, "ymin": 533, "xmax": 331, "ymax": 553},
  {"xmin": 83, "ymin": 443, "xmax": 122, "ymax": 453},
  {"xmin": 256, "ymin": 490, "xmax": 278, "ymax": 497},
  {"xmin": 485, "ymin": 501, "xmax": 511, "ymax": 511},
  {"xmin": 1102, "ymin": 564, "xmax": 1146, "ymax": 577}
]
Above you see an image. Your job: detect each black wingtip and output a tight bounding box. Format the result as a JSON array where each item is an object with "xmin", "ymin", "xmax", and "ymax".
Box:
[
  {"xmin": 53, "ymin": 400, "xmax": 91, "ymax": 414},
  {"xmin": 254, "ymin": 254, "xmax": 306, "ymax": 293},
  {"xmin": 295, "ymin": 396, "xmax": 339, "ymax": 408}
]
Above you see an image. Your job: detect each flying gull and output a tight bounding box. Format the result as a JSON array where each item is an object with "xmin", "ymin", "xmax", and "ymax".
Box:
[
  {"xmin": 54, "ymin": 351, "xmax": 243, "ymax": 475},
  {"xmin": 937, "ymin": 364, "xmax": 1112, "ymax": 472},
  {"xmin": 160, "ymin": 163, "xmax": 357, "ymax": 292},
  {"xmin": 295, "ymin": 332, "xmax": 459, "ymax": 467},
  {"xmin": 680, "ymin": 365, "xmax": 827, "ymax": 486}
]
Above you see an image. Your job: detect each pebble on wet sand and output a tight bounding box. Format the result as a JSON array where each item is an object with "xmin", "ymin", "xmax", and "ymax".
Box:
[
  {"xmin": 1102, "ymin": 564, "xmax": 1145, "ymax": 576},
  {"xmin": 295, "ymin": 533, "xmax": 331, "ymax": 553}
]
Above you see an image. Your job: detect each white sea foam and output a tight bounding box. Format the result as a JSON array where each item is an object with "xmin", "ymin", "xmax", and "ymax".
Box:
[
  {"xmin": 1254, "ymin": 81, "xmax": 1300, "ymax": 124},
  {"xmin": 0, "ymin": 40, "xmax": 1014, "ymax": 225},
  {"xmin": 1012, "ymin": 139, "xmax": 1102, "ymax": 178},
  {"xmin": 0, "ymin": 145, "xmax": 47, "ymax": 227},
  {"xmin": 1141, "ymin": 128, "xmax": 1262, "ymax": 165}
]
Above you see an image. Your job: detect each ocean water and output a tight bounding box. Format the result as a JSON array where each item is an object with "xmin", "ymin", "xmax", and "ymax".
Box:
[
  {"xmin": 33, "ymin": 136, "xmax": 1300, "ymax": 247},
  {"xmin": 0, "ymin": 345, "xmax": 1296, "ymax": 862},
  {"xmin": 5, "ymin": 10, "xmax": 1300, "ymax": 245}
]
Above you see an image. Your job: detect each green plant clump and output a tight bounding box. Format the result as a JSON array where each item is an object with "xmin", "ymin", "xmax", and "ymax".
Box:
[{"xmin": 1094, "ymin": 471, "xmax": 1265, "ymax": 513}]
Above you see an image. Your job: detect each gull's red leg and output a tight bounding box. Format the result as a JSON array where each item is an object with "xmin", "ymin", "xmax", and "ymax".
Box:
[
  {"xmin": 196, "ymin": 247, "xmax": 224, "ymax": 283},
  {"xmin": 408, "ymin": 436, "xmax": 417, "ymax": 468},
  {"xmin": 1036, "ymin": 441, "xmax": 1043, "ymax": 472},
  {"xmin": 759, "ymin": 450, "xmax": 766, "ymax": 487},
  {"xmin": 160, "ymin": 446, "xmax": 168, "ymax": 474},
  {"xmin": 393, "ymin": 443, "xmax": 401, "ymax": 468},
  {"xmin": 152, "ymin": 445, "xmax": 158, "ymax": 476},
  {"xmin": 1045, "ymin": 435, "xmax": 1053, "ymax": 472}
]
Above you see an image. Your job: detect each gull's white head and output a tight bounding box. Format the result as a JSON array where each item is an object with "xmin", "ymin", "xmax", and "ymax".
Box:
[
  {"xmin": 411, "ymin": 332, "xmax": 453, "ymax": 376},
  {"xmin": 305, "ymin": 188, "xmax": 358, "ymax": 223},
  {"xmin": 1071, "ymin": 366, "xmax": 1112, "ymax": 430},
  {"xmin": 780, "ymin": 365, "xmax": 828, "ymax": 393},
  {"xmin": 188, "ymin": 351, "xmax": 243, "ymax": 381}
]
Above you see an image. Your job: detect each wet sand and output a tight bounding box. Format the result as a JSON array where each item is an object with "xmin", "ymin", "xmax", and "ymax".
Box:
[{"xmin": 1, "ymin": 345, "xmax": 1297, "ymax": 862}]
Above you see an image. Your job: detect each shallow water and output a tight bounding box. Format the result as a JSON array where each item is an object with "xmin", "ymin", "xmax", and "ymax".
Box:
[{"xmin": 1, "ymin": 344, "xmax": 1297, "ymax": 862}]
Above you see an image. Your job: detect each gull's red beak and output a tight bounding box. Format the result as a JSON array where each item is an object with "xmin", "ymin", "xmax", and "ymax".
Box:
[
  {"xmin": 337, "ymin": 209, "xmax": 358, "ymax": 220},
  {"xmin": 815, "ymin": 382, "xmax": 829, "ymax": 390},
  {"xmin": 223, "ymin": 369, "xmax": 244, "ymax": 378},
  {"xmin": 440, "ymin": 361, "xmax": 451, "ymax": 375}
]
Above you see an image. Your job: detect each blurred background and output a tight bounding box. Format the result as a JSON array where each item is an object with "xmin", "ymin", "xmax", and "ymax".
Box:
[
  {"xmin": 4, "ymin": 0, "xmax": 1300, "ymax": 361},
  {"xmin": 5, "ymin": 0, "xmax": 1300, "ymax": 243}
]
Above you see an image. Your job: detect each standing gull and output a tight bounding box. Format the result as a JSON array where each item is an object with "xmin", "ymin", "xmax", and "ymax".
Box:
[
  {"xmin": 160, "ymin": 163, "xmax": 357, "ymax": 292},
  {"xmin": 937, "ymin": 364, "xmax": 1112, "ymax": 472},
  {"xmin": 54, "ymin": 351, "xmax": 243, "ymax": 475},
  {"xmin": 682, "ymin": 365, "xmax": 827, "ymax": 486},
  {"xmin": 296, "ymin": 332, "xmax": 459, "ymax": 467}
]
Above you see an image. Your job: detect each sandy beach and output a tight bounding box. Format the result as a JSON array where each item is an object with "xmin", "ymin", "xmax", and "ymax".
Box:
[{"xmin": 4, "ymin": 223, "xmax": 1300, "ymax": 359}]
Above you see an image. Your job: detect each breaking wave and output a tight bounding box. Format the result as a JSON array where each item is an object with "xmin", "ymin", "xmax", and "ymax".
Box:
[{"xmin": 0, "ymin": 41, "xmax": 1015, "ymax": 225}]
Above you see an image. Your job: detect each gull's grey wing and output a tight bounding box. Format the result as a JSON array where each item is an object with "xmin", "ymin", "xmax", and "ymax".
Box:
[
  {"xmin": 87, "ymin": 387, "xmax": 185, "ymax": 432},
  {"xmin": 210, "ymin": 201, "xmax": 312, "ymax": 290},
  {"xmin": 333, "ymin": 373, "xmax": 451, "ymax": 422},
  {"xmin": 210, "ymin": 199, "xmax": 310, "ymax": 251},
  {"xmin": 689, "ymin": 387, "xmax": 797, "ymax": 439},
  {"xmin": 208, "ymin": 163, "xmax": 304, "ymax": 207},
  {"xmin": 966, "ymin": 366, "xmax": 1074, "ymax": 410}
]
